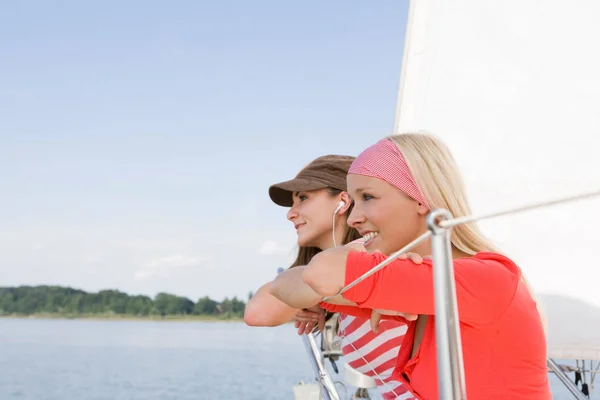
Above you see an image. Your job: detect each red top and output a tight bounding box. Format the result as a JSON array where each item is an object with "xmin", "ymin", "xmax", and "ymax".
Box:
[{"xmin": 341, "ymin": 251, "xmax": 551, "ymax": 400}]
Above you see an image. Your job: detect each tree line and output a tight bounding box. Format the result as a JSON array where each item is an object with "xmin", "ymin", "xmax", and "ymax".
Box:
[{"xmin": 0, "ymin": 285, "xmax": 249, "ymax": 319}]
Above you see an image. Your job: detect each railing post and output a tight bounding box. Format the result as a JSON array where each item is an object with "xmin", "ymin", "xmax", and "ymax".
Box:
[
  {"xmin": 426, "ymin": 209, "xmax": 467, "ymax": 399},
  {"xmin": 301, "ymin": 332, "xmax": 340, "ymax": 400}
]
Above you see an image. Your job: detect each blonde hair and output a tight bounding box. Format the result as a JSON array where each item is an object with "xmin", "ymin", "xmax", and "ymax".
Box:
[
  {"xmin": 386, "ymin": 133, "xmax": 546, "ymax": 330},
  {"xmin": 386, "ymin": 133, "xmax": 498, "ymax": 255}
]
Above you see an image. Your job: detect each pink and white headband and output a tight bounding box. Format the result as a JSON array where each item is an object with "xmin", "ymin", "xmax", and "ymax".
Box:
[{"xmin": 348, "ymin": 138, "xmax": 429, "ymax": 207}]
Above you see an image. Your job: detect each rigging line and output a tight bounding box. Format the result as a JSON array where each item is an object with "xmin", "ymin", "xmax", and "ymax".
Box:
[
  {"xmin": 440, "ymin": 189, "xmax": 600, "ymax": 229},
  {"xmin": 322, "ymin": 231, "xmax": 431, "ymax": 302}
]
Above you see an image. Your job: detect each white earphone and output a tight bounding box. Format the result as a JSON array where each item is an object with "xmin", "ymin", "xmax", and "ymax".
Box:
[
  {"xmin": 332, "ymin": 200, "xmax": 346, "ymax": 247},
  {"xmin": 334, "ymin": 200, "xmax": 346, "ymax": 215}
]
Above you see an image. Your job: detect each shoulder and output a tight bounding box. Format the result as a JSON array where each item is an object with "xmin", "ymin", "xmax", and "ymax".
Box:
[
  {"xmin": 468, "ymin": 252, "xmax": 522, "ymax": 275},
  {"xmin": 455, "ymin": 252, "xmax": 522, "ymax": 290}
]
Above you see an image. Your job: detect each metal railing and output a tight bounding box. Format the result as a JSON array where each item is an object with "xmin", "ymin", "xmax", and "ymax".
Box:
[
  {"xmin": 427, "ymin": 209, "xmax": 468, "ymax": 399},
  {"xmin": 301, "ymin": 331, "xmax": 341, "ymax": 400},
  {"xmin": 547, "ymin": 358, "xmax": 589, "ymax": 400}
]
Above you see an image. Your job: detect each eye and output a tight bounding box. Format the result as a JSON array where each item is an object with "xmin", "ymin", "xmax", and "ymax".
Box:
[
  {"xmin": 362, "ymin": 193, "xmax": 374, "ymax": 201},
  {"xmin": 298, "ymin": 194, "xmax": 308, "ymax": 201}
]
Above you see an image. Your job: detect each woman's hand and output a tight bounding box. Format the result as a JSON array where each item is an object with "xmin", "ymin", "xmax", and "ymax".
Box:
[
  {"xmin": 370, "ymin": 309, "xmax": 419, "ymax": 332},
  {"xmin": 293, "ymin": 305, "xmax": 326, "ymax": 335}
]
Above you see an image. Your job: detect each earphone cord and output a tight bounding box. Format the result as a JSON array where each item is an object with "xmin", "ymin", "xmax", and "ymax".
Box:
[
  {"xmin": 332, "ymin": 206, "xmax": 338, "ymax": 247},
  {"xmin": 332, "ymin": 201, "xmax": 345, "ymax": 248}
]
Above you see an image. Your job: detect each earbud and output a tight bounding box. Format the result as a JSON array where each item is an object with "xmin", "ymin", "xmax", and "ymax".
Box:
[{"xmin": 334, "ymin": 201, "xmax": 345, "ymax": 215}]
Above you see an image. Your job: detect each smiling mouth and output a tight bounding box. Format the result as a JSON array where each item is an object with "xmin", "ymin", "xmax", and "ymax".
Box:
[{"xmin": 362, "ymin": 231, "xmax": 379, "ymax": 246}]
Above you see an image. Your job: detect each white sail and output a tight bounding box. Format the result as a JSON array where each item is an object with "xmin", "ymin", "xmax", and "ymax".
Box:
[{"xmin": 394, "ymin": 0, "xmax": 600, "ymax": 360}]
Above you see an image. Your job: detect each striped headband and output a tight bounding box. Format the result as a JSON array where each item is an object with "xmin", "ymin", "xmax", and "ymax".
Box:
[{"xmin": 348, "ymin": 138, "xmax": 429, "ymax": 207}]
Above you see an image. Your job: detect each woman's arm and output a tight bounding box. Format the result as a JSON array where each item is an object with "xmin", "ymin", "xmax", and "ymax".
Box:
[
  {"xmin": 269, "ymin": 265, "xmax": 324, "ymax": 309},
  {"xmin": 300, "ymin": 247, "xmax": 352, "ymax": 297},
  {"xmin": 302, "ymin": 248, "xmax": 521, "ymax": 325},
  {"xmin": 269, "ymin": 263, "xmax": 364, "ymax": 309},
  {"xmin": 244, "ymin": 281, "xmax": 300, "ymax": 326},
  {"xmin": 268, "ymin": 240, "xmax": 369, "ymax": 310}
]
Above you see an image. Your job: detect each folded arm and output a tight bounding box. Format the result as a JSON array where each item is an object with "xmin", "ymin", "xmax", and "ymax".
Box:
[
  {"xmin": 302, "ymin": 248, "xmax": 521, "ymax": 325},
  {"xmin": 244, "ymin": 281, "xmax": 300, "ymax": 326},
  {"xmin": 269, "ymin": 266, "xmax": 323, "ymax": 310},
  {"xmin": 270, "ymin": 263, "xmax": 360, "ymax": 309}
]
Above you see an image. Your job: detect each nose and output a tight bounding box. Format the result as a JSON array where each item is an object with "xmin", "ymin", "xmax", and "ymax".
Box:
[
  {"xmin": 347, "ymin": 204, "xmax": 365, "ymax": 229},
  {"xmin": 287, "ymin": 206, "xmax": 298, "ymax": 222}
]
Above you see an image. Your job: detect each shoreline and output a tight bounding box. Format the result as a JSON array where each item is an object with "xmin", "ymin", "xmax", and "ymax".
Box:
[{"xmin": 0, "ymin": 314, "xmax": 245, "ymax": 323}]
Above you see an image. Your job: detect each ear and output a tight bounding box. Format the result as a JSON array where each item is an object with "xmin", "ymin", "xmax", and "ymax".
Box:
[
  {"xmin": 416, "ymin": 201, "xmax": 429, "ymax": 216},
  {"xmin": 338, "ymin": 192, "xmax": 353, "ymax": 215}
]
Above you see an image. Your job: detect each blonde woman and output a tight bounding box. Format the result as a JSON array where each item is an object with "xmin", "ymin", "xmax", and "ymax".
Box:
[{"xmin": 270, "ymin": 134, "xmax": 550, "ymax": 399}]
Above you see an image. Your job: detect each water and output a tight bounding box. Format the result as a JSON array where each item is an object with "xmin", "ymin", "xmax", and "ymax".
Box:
[{"xmin": 0, "ymin": 318, "xmax": 595, "ymax": 399}]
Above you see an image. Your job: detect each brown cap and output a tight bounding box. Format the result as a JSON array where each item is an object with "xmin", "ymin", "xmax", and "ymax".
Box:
[{"xmin": 269, "ymin": 155, "xmax": 355, "ymax": 207}]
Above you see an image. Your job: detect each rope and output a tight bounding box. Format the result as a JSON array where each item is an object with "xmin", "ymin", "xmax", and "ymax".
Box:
[{"xmin": 440, "ymin": 189, "xmax": 600, "ymax": 228}]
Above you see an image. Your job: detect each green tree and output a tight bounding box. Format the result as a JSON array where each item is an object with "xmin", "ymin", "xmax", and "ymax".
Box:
[
  {"xmin": 195, "ymin": 296, "xmax": 218, "ymax": 315},
  {"xmin": 0, "ymin": 285, "xmax": 246, "ymax": 319},
  {"xmin": 154, "ymin": 293, "xmax": 194, "ymax": 316}
]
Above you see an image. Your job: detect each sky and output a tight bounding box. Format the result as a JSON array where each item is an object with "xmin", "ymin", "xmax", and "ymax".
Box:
[{"xmin": 0, "ymin": 1, "xmax": 411, "ymax": 302}]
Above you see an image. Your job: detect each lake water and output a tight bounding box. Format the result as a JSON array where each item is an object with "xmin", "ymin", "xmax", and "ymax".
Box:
[{"xmin": 0, "ymin": 318, "xmax": 594, "ymax": 399}]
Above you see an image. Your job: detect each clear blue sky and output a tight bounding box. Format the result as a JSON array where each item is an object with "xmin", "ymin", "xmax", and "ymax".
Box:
[{"xmin": 0, "ymin": 0, "xmax": 410, "ymax": 301}]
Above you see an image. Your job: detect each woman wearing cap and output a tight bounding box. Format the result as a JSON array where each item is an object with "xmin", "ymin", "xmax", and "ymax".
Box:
[
  {"xmin": 270, "ymin": 133, "xmax": 550, "ymax": 399},
  {"xmin": 244, "ymin": 154, "xmax": 415, "ymax": 400}
]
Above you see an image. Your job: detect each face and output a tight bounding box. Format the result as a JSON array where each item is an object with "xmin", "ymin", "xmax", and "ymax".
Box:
[
  {"xmin": 347, "ymin": 174, "xmax": 428, "ymax": 256},
  {"xmin": 286, "ymin": 188, "xmax": 341, "ymax": 249}
]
